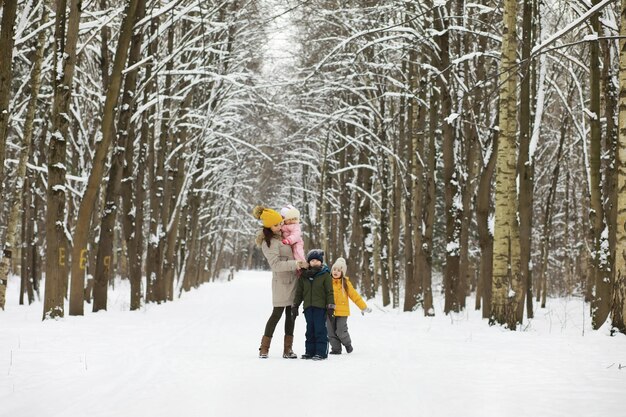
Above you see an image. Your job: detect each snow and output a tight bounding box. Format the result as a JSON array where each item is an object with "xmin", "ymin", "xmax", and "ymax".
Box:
[
  {"xmin": 583, "ymin": 108, "xmax": 598, "ymax": 121},
  {"xmin": 452, "ymin": 52, "xmax": 484, "ymax": 66},
  {"xmin": 465, "ymin": 2, "xmax": 495, "ymax": 14},
  {"xmin": 531, "ymin": 0, "xmax": 614, "ymax": 56},
  {"xmin": 528, "ymin": 44, "xmax": 547, "ymax": 162},
  {"xmin": 50, "ymin": 131, "xmax": 65, "ymax": 142},
  {"xmin": 446, "ymin": 241, "xmax": 460, "ymax": 255},
  {"xmin": 2, "ymin": 270, "xmax": 625, "ymax": 417},
  {"xmin": 583, "ymin": 34, "xmax": 598, "ymax": 42},
  {"xmin": 599, "ymin": 226, "xmax": 610, "ymax": 268},
  {"xmin": 444, "ymin": 112, "xmax": 460, "ymax": 125}
]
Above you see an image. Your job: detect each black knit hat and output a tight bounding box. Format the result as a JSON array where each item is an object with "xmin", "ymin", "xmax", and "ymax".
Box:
[{"xmin": 306, "ymin": 249, "xmax": 324, "ymax": 263}]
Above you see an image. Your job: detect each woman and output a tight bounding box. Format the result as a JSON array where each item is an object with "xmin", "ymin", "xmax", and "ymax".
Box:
[{"xmin": 253, "ymin": 206, "xmax": 308, "ymax": 358}]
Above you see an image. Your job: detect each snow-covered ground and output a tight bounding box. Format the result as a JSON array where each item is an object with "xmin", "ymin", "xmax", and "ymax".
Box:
[{"xmin": 2, "ymin": 270, "xmax": 625, "ymax": 417}]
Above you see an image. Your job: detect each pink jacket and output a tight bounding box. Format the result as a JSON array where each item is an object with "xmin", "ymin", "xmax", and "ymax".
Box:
[{"xmin": 281, "ymin": 223, "xmax": 305, "ymax": 262}]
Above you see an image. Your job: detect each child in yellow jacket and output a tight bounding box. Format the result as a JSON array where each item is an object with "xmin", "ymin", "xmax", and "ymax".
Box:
[{"xmin": 327, "ymin": 257, "xmax": 371, "ymax": 354}]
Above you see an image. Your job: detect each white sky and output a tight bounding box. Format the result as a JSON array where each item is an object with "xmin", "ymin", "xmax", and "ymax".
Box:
[{"xmin": 261, "ymin": 0, "xmax": 301, "ymax": 75}]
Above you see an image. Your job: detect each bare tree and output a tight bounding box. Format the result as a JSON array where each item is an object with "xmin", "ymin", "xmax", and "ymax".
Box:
[
  {"xmin": 70, "ymin": 0, "xmax": 141, "ymax": 314},
  {"xmin": 611, "ymin": 0, "xmax": 626, "ymax": 334},
  {"xmin": 491, "ymin": 0, "xmax": 523, "ymax": 329},
  {"xmin": 0, "ymin": 0, "xmax": 19, "ymax": 199},
  {"xmin": 43, "ymin": 0, "xmax": 83, "ymax": 320}
]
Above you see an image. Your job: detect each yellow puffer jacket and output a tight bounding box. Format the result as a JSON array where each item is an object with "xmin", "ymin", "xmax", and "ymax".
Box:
[{"xmin": 332, "ymin": 275, "xmax": 367, "ymax": 316}]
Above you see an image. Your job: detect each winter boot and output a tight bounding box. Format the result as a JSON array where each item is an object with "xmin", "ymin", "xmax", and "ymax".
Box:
[
  {"xmin": 259, "ymin": 336, "xmax": 272, "ymax": 358},
  {"xmin": 283, "ymin": 335, "xmax": 297, "ymax": 359},
  {"xmin": 345, "ymin": 344, "xmax": 353, "ymax": 353}
]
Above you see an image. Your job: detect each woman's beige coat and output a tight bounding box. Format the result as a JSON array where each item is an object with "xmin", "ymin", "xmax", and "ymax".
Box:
[{"xmin": 257, "ymin": 231, "xmax": 298, "ymax": 307}]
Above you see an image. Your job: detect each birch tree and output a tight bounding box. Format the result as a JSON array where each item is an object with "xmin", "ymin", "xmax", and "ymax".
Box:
[{"xmin": 491, "ymin": 0, "xmax": 523, "ymax": 328}]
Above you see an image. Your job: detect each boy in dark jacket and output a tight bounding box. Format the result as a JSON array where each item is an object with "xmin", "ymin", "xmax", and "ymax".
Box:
[{"xmin": 292, "ymin": 249, "xmax": 335, "ymax": 360}]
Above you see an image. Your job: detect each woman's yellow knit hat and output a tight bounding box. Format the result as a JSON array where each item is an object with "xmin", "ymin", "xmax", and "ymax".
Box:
[{"xmin": 252, "ymin": 206, "xmax": 283, "ymax": 228}]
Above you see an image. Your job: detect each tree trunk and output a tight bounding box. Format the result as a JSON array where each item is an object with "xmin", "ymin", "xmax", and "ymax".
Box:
[
  {"xmin": 516, "ymin": 0, "xmax": 536, "ymax": 323},
  {"xmin": 0, "ymin": 0, "xmax": 19, "ymax": 197},
  {"xmin": 181, "ymin": 157, "xmax": 204, "ymax": 293},
  {"xmin": 316, "ymin": 133, "xmax": 330, "ymax": 255},
  {"xmin": 99, "ymin": 0, "xmax": 110, "ymax": 87},
  {"xmin": 68, "ymin": 0, "xmax": 140, "ymax": 315},
  {"xmin": 601, "ymin": 20, "xmax": 619, "ymax": 327},
  {"xmin": 145, "ymin": 105, "xmax": 162, "ymax": 302},
  {"xmin": 44, "ymin": 0, "xmax": 82, "ymax": 320},
  {"xmin": 477, "ymin": 131, "xmax": 497, "ymax": 317},
  {"xmin": 151, "ymin": 26, "xmax": 177, "ymax": 302},
  {"xmin": 378, "ymin": 95, "xmax": 391, "ymax": 307},
  {"xmin": 539, "ymin": 120, "xmax": 567, "ymax": 309},
  {"xmin": 20, "ymin": 179, "xmax": 35, "ymax": 305},
  {"xmin": 390, "ymin": 138, "xmax": 401, "ymax": 309},
  {"xmin": 358, "ymin": 149, "xmax": 373, "ymax": 298},
  {"xmin": 34, "ymin": 133, "xmax": 46, "ymax": 302},
  {"xmin": 563, "ymin": 167, "xmax": 572, "ymax": 295},
  {"xmin": 348, "ymin": 149, "xmax": 364, "ymax": 290},
  {"xmin": 421, "ymin": 83, "xmax": 437, "ymax": 317},
  {"xmin": 436, "ymin": 3, "xmax": 462, "ymax": 314},
  {"xmin": 92, "ymin": 138, "xmax": 123, "ymax": 311},
  {"xmin": 142, "ymin": 10, "xmax": 160, "ymax": 303},
  {"xmin": 491, "ymin": 0, "xmax": 522, "ymax": 329},
  {"xmin": 162, "ymin": 89, "xmax": 192, "ymax": 300},
  {"xmin": 301, "ymin": 163, "xmax": 311, "ymax": 250},
  {"xmin": 470, "ymin": 21, "xmax": 492, "ymax": 314},
  {"xmin": 119, "ymin": 0, "xmax": 147, "ymax": 310},
  {"xmin": 611, "ymin": 0, "xmax": 626, "ymax": 334},
  {"xmin": 589, "ymin": 0, "xmax": 612, "ymax": 329},
  {"xmin": 458, "ymin": 126, "xmax": 478, "ymax": 309},
  {"xmin": 403, "ymin": 57, "xmax": 418, "ymax": 311},
  {"xmin": 91, "ymin": 0, "xmax": 129, "ymax": 312},
  {"xmin": 0, "ymin": 2, "xmax": 48, "ymax": 309},
  {"xmin": 337, "ymin": 123, "xmax": 350, "ymax": 261}
]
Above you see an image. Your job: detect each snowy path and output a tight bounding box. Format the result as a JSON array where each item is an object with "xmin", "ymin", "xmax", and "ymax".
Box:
[{"xmin": 2, "ymin": 270, "xmax": 625, "ymax": 417}]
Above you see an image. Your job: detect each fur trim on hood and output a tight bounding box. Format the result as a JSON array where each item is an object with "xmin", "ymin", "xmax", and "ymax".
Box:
[{"xmin": 255, "ymin": 229, "xmax": 282, "ymax": 247}]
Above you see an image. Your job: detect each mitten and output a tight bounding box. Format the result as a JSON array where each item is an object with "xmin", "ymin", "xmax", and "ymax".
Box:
[
  {"xmin": 282, "ymin": 239, "xmax": 290, "ymax": 245},
  {"xmin": 326, "ymin": 304, "xmax": 335, "ymax": 319},
  {"xmin": 296, "ymin": 260, "xmax": 309, "ymax": 269},
  {"xmin": 361, "ymin": 307, "xmax": 372, "ymax": 315}
]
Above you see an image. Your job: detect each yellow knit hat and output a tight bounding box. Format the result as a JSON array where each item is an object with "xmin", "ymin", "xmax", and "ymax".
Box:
[{"xmin": 252, "ymin": 206, "xmax": 283, "ymax": 228}]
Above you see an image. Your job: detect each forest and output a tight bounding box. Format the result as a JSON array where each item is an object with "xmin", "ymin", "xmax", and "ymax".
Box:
[{"xmin": 0, "ymin": 0, "xmax": 625, "ymax": 334}]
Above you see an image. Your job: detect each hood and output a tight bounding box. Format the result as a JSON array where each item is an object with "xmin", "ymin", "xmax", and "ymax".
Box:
[{"xmin": 255, "ymin": 229, "xmax": 281, "ymax": 247}]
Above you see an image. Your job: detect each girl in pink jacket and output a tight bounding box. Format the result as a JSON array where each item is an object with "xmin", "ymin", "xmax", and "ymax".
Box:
[{"xmin": 280, "ymin": 205, "xmax": 306, "ymax": 262}]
